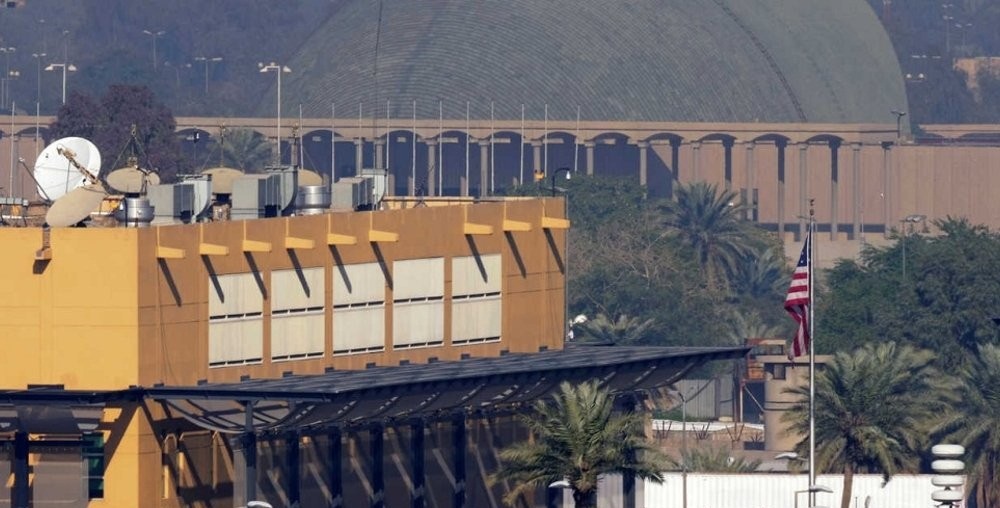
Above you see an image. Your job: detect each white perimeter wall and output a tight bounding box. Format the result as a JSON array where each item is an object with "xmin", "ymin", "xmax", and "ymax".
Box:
[{"xmin": 641, "ymin": 473, "xmax": 959, "ymax": 508}]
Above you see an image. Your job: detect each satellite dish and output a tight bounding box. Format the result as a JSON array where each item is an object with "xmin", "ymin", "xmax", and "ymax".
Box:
[
  {"xmin": 45, "ymin": 184, "xmax": 108, "ymax": 227},
  {"xmin": 201, "ymin": 167, "xmax": 244, "ymax": 195},
  {"xmin": 298, "ymin": 169, "xmax": 323, "ymax": 187},
  {"xmin": 105, "ymin": 167, "xmax": 160, "ymax": 195},
  {"xmin": 34, "ymin": 137, "xmax": 101, "ymax": 201}
]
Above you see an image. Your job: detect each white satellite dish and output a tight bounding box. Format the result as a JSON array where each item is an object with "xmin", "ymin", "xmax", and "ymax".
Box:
[
  {"xmin": 201, "ymin": 167, "xmax": 244, "ymax": 195},
  {"xmin": 45, "ymin": 184, "xmax": 108, "ymax": 227},
  {"xmin": 105, "ymin": 166, "xmax": 160, "ymax": 195},
  {"xmin": 34, "ymin": 137, "xmax": 102, "ymax": 201},
  {"xmin": 298, "ymin": 168, "xmax": 324, "ymax": 187}
]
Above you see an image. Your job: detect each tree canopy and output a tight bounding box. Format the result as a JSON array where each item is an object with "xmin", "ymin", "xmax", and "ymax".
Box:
[{"xmin": 49, "ymin": 85, "xmax": 184, "ymax": 182}]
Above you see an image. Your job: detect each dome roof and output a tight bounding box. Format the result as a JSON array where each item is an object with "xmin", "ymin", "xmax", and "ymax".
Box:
[{"xmin": 268, "ymin": 0, "xmax": 906, "ymax": 123}]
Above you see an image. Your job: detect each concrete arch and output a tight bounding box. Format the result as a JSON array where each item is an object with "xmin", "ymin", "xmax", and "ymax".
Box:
[
  {"xmin": 590, "ymin": 132, "xmax": 638, "ymax": 181},
  {"xmin": 490, "ymin": 130, "xmax": 529, "ymax": 190}
]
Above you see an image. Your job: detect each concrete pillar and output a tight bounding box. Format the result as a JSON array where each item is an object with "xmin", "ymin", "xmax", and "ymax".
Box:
[
  {"xmin": 852, "ymin": 143, "xmax": 862, "ymax": 241},
  {"xmin": 830, "ymin": 139, "xmax": 841, "ymax": 240},
  {"xmin": 408, "ymin": 176, "xmax": 415, "ymax": 197},
  {"xmin": 371, "ymin": 424, "xmax": 385, "ymax": 508},
  {"xmin": 637, "ymin": 140, "xmax": 649, "ymax": 187},
  {"xmin": 13, "ymin": 431, "xmax": 27, "ymax": 508},
  {"xmin": 584, "ymin": 141, "xmax": 595, "ymax": 176},
  {"xmin": 240, "ymin": 403, "xmax": 258, "ymax": 507},
  {"xmin": 691, "ymin": 141, "xmax": 701, "ymax": 181},
  {"xmin": 285, "ymin": 432, "xmax": 301, "ymax": 508},
  {"xmin": 329, "ymin": 428, "xmax": 343, "ymax": 508},
  {"xmin": 798, "ymin": 143, "xmax": 809, "ymax": 240},
  {"xmin": 723, "ymin": 138, "xmax": 734, "ymax": 191},
  {"xmin": 532, "ymin": 141, "xmax": 543, "ymax": 177},
  {"xmin": 777, "ymin": 140, "xmax": 787, "ymax": 238},
  {"xmin": 386, "ymin": 173, "xmax": 395, "ymax": 197},
  {"xmin": 452, "ymin": 411, "xmax": 467, "ymax": 508},
  {"xmin": 426, "ymin": 140, "xmax": 438, "ymax": 197},
  {"xmin": 745, "ymin": 142, "xmax": 755, "ymax": 221},
  {"xmin": 375, "ymin": 139, "xmax": 385, "ymax": 169},
  {"xmin": 355, "ymin": 138, "xmax": 364, "ymax": 175},
  {"xmin": 479, "ymin": 140, "xmax": 490, "ymax": 198},
  {"xmin": 410, "ymin": 418, "xmax": 426, "ymax": 508},
  {"xmin": 669, "ymin": 138, "xmax": 681, "ymax": 197},
  {"xmin": 882, "ymin": 142, "xmax": 893, "ymax": 237}
]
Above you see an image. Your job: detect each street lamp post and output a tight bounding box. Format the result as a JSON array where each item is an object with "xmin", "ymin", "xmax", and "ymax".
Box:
[
  {"xmin": 900, "ymin": 214, "xmax": 926, "ymax": 281},
  {"xmin": 142, "ymin": 29, "xmax": 166, "ymax": 70},
  {"xmin": 890, "ymin": 110, "xmax": 906, "ymax": 140},
  {"xmin": 31, "ymin": 52, "xmax": 45, "ymax": 155},
  {"xmin": 194, "ymin": 56, "xmax": 223, "ymax": 95},
  {"xmin": 259, "ymin": 62, "xmax": 291, "ymax": 164},
  {"xmin": 44, "ymin": 63, "xmax": 77, "ymax": 105},
  {"xmin": 793, "ymin": 484, "xmax": 833, "ymax": 508},
  {"xmin": 0, "ymin": 47, "xmax": 15, "ymax": 109}
]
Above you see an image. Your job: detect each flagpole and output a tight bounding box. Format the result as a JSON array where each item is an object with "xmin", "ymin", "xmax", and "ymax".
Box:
[{"xmin": 808, "ymin": 198, "xmax": 816, "ymax": 508}]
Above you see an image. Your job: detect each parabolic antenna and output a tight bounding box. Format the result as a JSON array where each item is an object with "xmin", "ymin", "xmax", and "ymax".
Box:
[
  {"xmin": 105, "ymin": 167, "xmax": 160, "ymax": 195},
  {"xmin": 34, "ymin": 137, "xmax": 102, "ymax": 201},
  {"xmin": 201, "ymin": 167, "xmax": 244, "ymax": 195},
  {"xmin": 45, "ymin": 184, "xmax": 108, "ymax": 227},
  {"xmin": 298, "ymin": 169, "xmax": 323, "ymax": 187}
]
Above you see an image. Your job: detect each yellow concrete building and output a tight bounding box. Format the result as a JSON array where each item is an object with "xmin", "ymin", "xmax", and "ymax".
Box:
[{"xmin": 0, "ymin": 193, "xmax": 741, "ymax": 508}]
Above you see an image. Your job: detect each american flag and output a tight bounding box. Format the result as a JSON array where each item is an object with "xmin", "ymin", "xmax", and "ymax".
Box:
[{"xmin": 785, "ymin": 228, "xmax": 811, "ymax": 358}]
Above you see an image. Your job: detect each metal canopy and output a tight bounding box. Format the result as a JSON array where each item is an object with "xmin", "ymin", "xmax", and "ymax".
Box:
[
  {"xmin": 0, "ymin": 346, "xmax": 749, "ymax": 434},
  {"xmin": 151, "ymin": 345, "xmax": 748, "ymax": 433}
]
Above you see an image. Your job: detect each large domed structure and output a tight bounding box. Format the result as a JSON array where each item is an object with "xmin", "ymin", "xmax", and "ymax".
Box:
[{"xmin": 266, "ymin": 0, "xmax": 907, "ymax": 123}]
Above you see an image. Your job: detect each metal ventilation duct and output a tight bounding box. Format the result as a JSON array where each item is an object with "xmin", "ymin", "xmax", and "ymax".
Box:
[
  {"xmin": 148, "ymin": 184, "xmax": 196, "ymax": 224},
  {"xmin": 332, "ymin": 177, "xmax": 373, "ymax": 211},
  {"xmin": 230, "ymin": 167, "xmax": 299, "ymax": 220}
]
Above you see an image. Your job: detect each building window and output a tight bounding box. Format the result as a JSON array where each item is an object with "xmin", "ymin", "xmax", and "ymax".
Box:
[
  {"xmin": 333, "ymin": 262, "xmax": 387, "ymax": 354},
  {"xmin": 82, "ymin": 433, "xmax": 105, "ymax": 499},
  {"xmin": 451, "ymin": 254, "xmax": 502, "ymax": 345},
  {"xmin": 271, "ymin": 267, "xmax": 325, "ymax": 361},
  {"xmin": 392, "ymin": 258, "xmax": 445, "ymax": 348},
  {"xmin": 208, "ymin": 273, "xmax": 264, "ymax": 367}
]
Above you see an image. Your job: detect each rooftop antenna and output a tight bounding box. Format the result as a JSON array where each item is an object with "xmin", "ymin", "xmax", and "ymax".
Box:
[{"xmin": 371, "ymin": 0, "xmax": 383, "ymax": 167}]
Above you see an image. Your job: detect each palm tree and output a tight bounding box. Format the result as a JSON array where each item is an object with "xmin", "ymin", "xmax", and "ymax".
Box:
[
  {"xmin": 933, "ymin": 344, "xmax": 1000, "ymax": 508},
  {"xmin": 575, "ymin": 313, "xmax": 655, "ymax": 345},
  {"xmin": 493, "ymin": 380, "xmax": 670, "ymax": 507},
  {"xmin": 731, "ymin": 245, "xmax": 788, "ymax": 298},
  {"xmin": 660, "ymin": 182, "xmax": 751, "ymax": 289},
  {"xmin": 671, "ymin": 446, "xmax": 762, "ymax": 473},
  {"xmin": 723, "ymin": 310, "xmax": 782, "ymax": 346},
  {"xmin": 783, "ymin": 342, "xmax": 956, "ymax": 508},
  {"xmin": 221, "ymin": 128, "xmax": 273, "ymax": 172}
]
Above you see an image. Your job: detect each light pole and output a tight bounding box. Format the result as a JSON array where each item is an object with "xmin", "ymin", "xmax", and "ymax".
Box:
[
  {"xmin": 163, "ymin": 61, "xmax": 190, "ymax": 90},
  {"xmin": 31, "ymin": 52, "xmax": 44, "ymax": 155},
  {"xmin": 550, "ymin": 166, "xmax": 572, "ymax": 341},
  {"xmin": 259, "ymin": 62, "xmax": 291, "ymax": 164},
  {"xmin": 900, "ymin": 213, "xmax": 926, "ymax": 281},
  {"xmin": 0, "ymin": 47, "xmax": 14, "ymax": 109},
  {"xmin": 680, "ymin": 390, "xmax": 688, "ymax": 508},
  {"xmin": 5, "ymin": 70, "xmax": 19, "ymax": 110},
  {"xmin": 793, "ymin": 484, "xmax": 833, "ymax": 508},
  {"xmin": 194, "ymin": 56, "xmax": 223, "ymax": 94},
  {"xmin": 890, "ymin": 110, "xmax": 906, "ymax": 140},
  {"xmin": 547, "ymin": 478, "xmax": 571, "ymax": 508},
  {"xmin": 142, "ymin": 29, "xmax": 166, "ymax": 70},
  {"xmin": 44, "ymin": 63, "xmax": 77, "ymax": 105}
]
